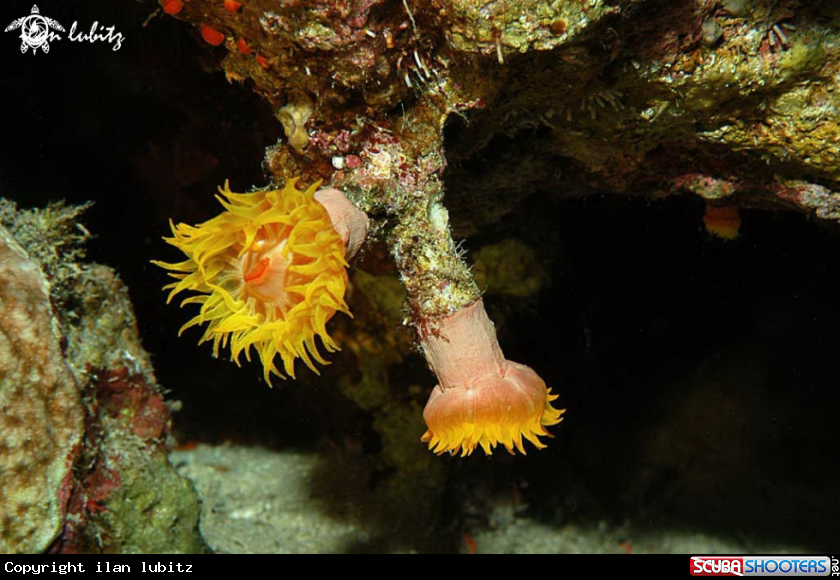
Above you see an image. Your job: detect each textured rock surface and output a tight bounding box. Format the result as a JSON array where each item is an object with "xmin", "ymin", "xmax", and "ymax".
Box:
[
  {"xmin": 0, "ymin": 226, "xmax": 83, "ymax": 554},
  {"xmin": 0, "ymin": 200, "xmax": 203, "ymax": 554}
]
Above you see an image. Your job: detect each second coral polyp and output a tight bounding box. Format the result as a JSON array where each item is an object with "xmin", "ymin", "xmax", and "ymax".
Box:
[{"xmin": 420, "ymin": 299, "xmax": 564, "ymax": 456}]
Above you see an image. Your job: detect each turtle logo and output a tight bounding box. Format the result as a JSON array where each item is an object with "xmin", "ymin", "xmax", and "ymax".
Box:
[{"xmin": 5, "ymin": 5, "xmax": 65, "ymax": 54}]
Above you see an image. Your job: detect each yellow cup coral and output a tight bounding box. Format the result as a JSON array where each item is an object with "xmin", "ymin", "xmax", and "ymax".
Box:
[
  {"xmin": 420, "ymin": 299, "xmax": 564, "ymax": 456},
  {"xmin": 153, "ymin": 179, "xmax": 367, "ymax": 383}
]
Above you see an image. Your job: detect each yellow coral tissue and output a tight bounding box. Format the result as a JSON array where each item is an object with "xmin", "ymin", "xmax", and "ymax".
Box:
[{"xmin": 152, "ymin": 179, "xmax": 351, "ymax": 384}]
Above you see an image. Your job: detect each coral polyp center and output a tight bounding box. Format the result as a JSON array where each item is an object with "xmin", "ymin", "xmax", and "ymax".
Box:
[
  {"xmin": 241, "ymin": 237, "xmax": 293, "ymax": 307},
  {"xmin": 153, "ymin": 180, "xmax": 350, "ymax": 383}
]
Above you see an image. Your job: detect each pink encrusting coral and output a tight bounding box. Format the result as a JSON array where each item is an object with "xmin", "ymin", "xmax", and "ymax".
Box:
[{"xmin": 420, "ymin": 299, "xmax": 564, "ymax": 456}]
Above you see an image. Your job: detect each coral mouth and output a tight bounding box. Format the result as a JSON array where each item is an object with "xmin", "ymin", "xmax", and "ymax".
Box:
[{"xmin": 240, "ymin": 237, "xmax": 294, "ymax": 309}]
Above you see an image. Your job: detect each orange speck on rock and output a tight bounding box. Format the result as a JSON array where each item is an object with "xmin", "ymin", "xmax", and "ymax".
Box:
[
  {"xmin": 549, "ymin": 19, "xmax": 567, "ymax": 35},
  {"xmin": 200, "ymin": 24, "xmax": 225, "ymax": 46},
  {"xmin": 256, "ymin": 53, "xmax": 269, "ymax": 68},
  {"xmin": 462, "ymin": 532, "xmax": 478, "ymax": 555},
  {"xmin": 224, "ymin": 0, "xmax": 242, "ymax": 13},
  {"xmin": 162, "ymin": 0, "xmax": 183, "ymax": 15},
  {"xmin": 176, "ymin": 440, "xmax": 199, "ymax": 451},
  {"xmin": 237, "ymin": 38, "xmax": 250, "ymax": 54}
]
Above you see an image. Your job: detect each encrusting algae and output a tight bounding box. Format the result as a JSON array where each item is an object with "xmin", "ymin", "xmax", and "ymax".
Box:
[{"xmin": 153, "ymin": 179, "xmax": 366, "ymax": 383}]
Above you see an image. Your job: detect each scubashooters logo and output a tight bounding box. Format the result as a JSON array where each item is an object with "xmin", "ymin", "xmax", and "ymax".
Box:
[
  {"xmin": 5, "ymin": 5, "xmax": 124, "ymax": 53},
  {"xmin": 691, "ymin": 556, "xmax": 833, "ymax": 577}
]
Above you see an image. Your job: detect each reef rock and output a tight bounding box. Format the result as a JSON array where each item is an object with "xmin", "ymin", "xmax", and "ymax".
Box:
[
  {"xmin": 0, "ymin": 200, "xmax": 203, "ymax": 554},
  {"xmin": 0, "ymin": 226, "xmax": 83, "ymax": 554}
]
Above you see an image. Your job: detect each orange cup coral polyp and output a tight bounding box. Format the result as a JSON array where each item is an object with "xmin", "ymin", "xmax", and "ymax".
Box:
[
  {"xmin": 153, "ymin": 179, "xmax": 362, "ymax": 383},
  {"xmin": 703, "ymin": 204, "xmax": 741, "ymax": 240},
  {"xmin": 420, "ymin": 299, "xmax": 564, "ymax": 456}
]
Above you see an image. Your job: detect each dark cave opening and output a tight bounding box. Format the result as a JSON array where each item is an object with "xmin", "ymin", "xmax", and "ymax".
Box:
[{"xmin": 2, "ymin": 0, "xmax": 839, "ymax": 552}]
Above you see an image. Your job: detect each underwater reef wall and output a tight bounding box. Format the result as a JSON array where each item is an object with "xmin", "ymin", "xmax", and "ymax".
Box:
[{"xmin": 0, "ymin": 200, "xmax": 203, "ymax": 554}]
